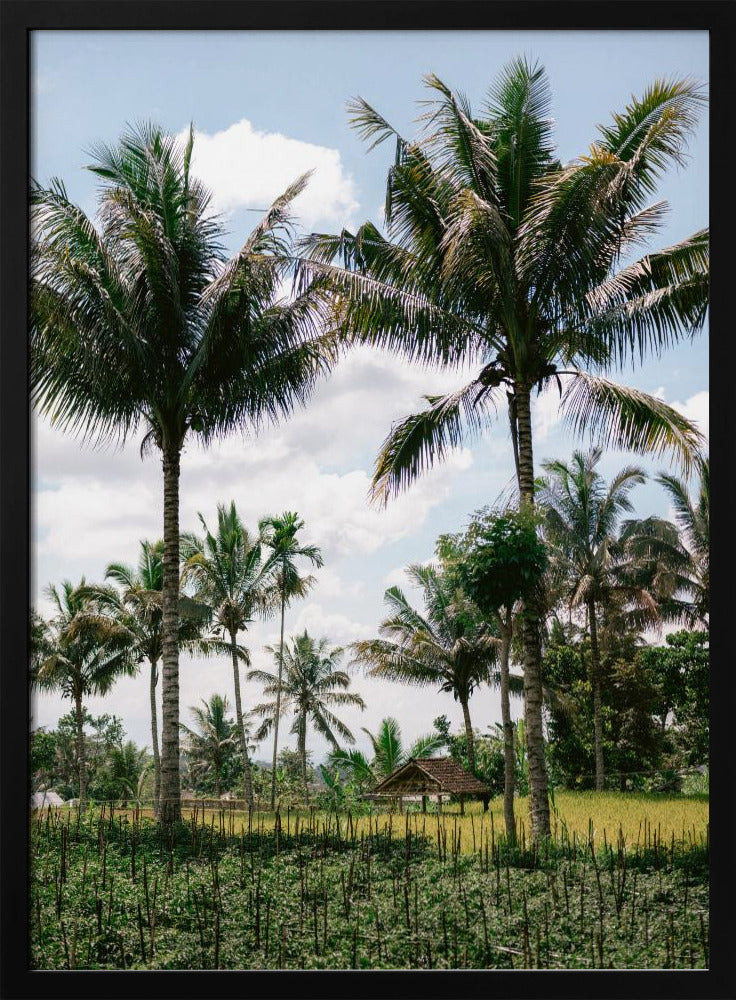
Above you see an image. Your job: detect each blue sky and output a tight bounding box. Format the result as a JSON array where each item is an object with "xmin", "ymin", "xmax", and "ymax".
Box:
[{"xmin": 31, "ymin": 30, "xmax": 709, "ymax": 761}]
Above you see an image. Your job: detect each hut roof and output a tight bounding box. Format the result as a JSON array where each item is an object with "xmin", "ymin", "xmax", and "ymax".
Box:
[{"xmin": 372, "ymin": 757, "xmax": 489, "ymax": 796}]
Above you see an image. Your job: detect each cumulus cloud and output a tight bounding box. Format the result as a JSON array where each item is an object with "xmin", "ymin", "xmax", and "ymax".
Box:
[
  {"xmin": 671, "ymin": 390, "xmax": 709, "ymax": 440},
  {"xmin": 182, "ymin": 119, "xmax": 360, "ymax": 230},
  {"xmin": 531, "ymin": 382, "xmax": 566, "ymax": 441}
]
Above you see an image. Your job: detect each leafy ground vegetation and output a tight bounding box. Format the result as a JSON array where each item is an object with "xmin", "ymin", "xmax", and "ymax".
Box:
[{"xmin": 31, "ymin": 799, "xmax": 708, "ymax": 970}]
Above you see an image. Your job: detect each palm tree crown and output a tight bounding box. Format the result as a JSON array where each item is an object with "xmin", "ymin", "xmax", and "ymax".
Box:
[
  {"xmin": 31, "ymin": 123, "xmax": 336, "ymax": 823},
  {"xmin": 180, "ymin": 694, "xmax": 239, "ymax": 799},
  {"xmin": 650, "ymin": 457, "xmax": 709, "ymax": 625},
  {"xmin": 351, "ymin": 564, "xmax": 498, "ymax": 773},
  {"xmin": 250, "ymin": 631, "xmax": 365, "ymax": 798},
  {"xmin": 327, "ymin": 717, "xmax": 444, "ymax": 788}
]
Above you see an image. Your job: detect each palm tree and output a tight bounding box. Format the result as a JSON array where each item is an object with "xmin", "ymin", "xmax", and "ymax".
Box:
[
  {"xmin": 82, "ymin": 539, "xmax": 209, "ymax": 815},
  {"xmin": 180, "ymin": 694, "xmax": 238, "ymax": 800},
  {"xmin": 646, "ymin": 457, "xmax": 709, "ymax": 626},
  {"xmin": 31, "ymin": 124, "xmax": 336, "ymax": 823},
  {"xmin": 300, "ymin": 60, "xmax": 708, "ymax": 838},
  {"xmin": 538, "ymin": 448, "xmax": 669, "ymax": 789},
  {"xmin": 31, "ymin": 580, "xmax": 136, "ymax": 806},
  {"xmin": 328, "ymin": 716, "xmax": 444, "ymax": 787},
  {"xmin": 259, "ymin": 514, "xmax": 323, "ymax": 806},
  {"xmin": 105, "ymin": 741, "xmax": 149, "ymax": 808},
  {"xmin": 181, "ymin": 502, "xmax": 280, "ymax": 811},
  {"xmin": 351, "ymin": 564, "xmax": 498, "ymax": 773},
  {"xmin": 250, "ymin": 631, "xmax": 365, "ymax": 800}
]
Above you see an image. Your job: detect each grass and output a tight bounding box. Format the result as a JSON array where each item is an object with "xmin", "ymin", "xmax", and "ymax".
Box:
[
  {"xmin": 116, "ymin": 790, "xmax": 709, "ymax": 856},
  {"xmin": 30, "ymin": 793, "xmax": 709, "ymax": 970}
]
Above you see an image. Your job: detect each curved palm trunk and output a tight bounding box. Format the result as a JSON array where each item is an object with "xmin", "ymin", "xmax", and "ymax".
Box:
[
  {"xmin": 514, "ymin": 387, "xmax": 551, "ymax": 841},
  {"xmin": 270, "ymin": 581, "xmax": 286, "ymax": 810},
  {"xmin": 74, "ymin": 692, "xmax": 87, "ymax": 809},
  {"xmin": 499, "ymin": 612, "xmax": 517, "ymax": 844},
  {"xmin": 460, "ymin": 697, "xmax": 476, "ymax": 774},
  {"xmin": 159, "ymin": 444, "xmax": 182, "ymax": 826},
  {"xmin": 149, "ymin": 659, "xmax": 161, "ymax": 817},
  {"xmin": 229, "ymin": 631, "xmax": 254, "ymax": 811},
  {"xmin": 587, "ymin": 599, "xmax": 605, "ymax": 791}
]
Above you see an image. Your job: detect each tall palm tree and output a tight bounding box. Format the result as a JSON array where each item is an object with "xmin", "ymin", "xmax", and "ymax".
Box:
[
  {"xmin": 250, "ymin": 632, "xmax": 365, "ymax": 799},
  {"xmin": 82, "ymin": 539, "xmax": 209, "ymax": 815},
  {"xmin": 31, "ymin": 580, "xmax": 136, "ymax": 806},
  {"xmin": 300, "ymin": 60, "xmax": 708, "ymax": 837},
  {"xmin": 351, "ymin": 564, "xmax": 498, "ymax": 773},
  {"xmin": 538, "ymin": 448, "xmax": 669, "ymax": 789},
  {"xmin": 328, "ymin": 717, "xmax": 444, "ymax": 787},
  {"xmin": 180, "ymin": 694, "xmax": 238, "ymax": 800},
  {"xmin": 181, "ymin": 502, "xmax": 280, "ymax": 811},
  {"xmin": 31, "ymin": 123, "xmax": 336, "ymax": 823},
  {"xmin": 259, "ymin": 514, "xmax": 323, "ymax": 807}
]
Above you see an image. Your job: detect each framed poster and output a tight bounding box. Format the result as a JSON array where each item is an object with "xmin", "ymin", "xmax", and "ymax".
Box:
[{"xmin": 1, "ymin": 2, "xmax": 731, "ymax": 997}]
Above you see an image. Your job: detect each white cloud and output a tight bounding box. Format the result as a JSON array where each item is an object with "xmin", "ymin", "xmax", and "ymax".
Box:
[
  {"xmin": 531, "ymin": 378, "xmax": 570, "ymax": 441},
  {"xmin": 183, "ymin": 119, "xmax": 360, "ymax": 230},
  {"xmin": 290, "ymin": 603, "xmax": 373, "ymax": 646},
  {"xmin": 671, "ymin": 390, "xmax": 709, "ymax": 440}
]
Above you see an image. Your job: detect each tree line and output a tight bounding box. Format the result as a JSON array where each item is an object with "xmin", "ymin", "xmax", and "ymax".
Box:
[{"xmin": 32, "ymin": 444, "xmax": 708, "ymax": 837}]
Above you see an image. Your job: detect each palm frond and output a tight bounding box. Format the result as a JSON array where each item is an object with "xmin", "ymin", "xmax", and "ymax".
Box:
[{"xmin": 560, "ymin": 372, "xmax": 704, "ymax": 473}]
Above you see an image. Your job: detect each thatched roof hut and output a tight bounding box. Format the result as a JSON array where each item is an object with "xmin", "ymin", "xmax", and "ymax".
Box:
[{"xmin": 372, "ymin": 757, "xmax": 490, "ymax": 813}]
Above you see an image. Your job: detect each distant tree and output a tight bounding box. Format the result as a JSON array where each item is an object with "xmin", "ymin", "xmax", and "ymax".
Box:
[
  {"xmin": 538, "ymin": 449, "xmax": 672, "ymax": 789},
  {"xmin": 626, "ymin": 459, "xmax": 709, "ymax": 628},
  {"xmin": 182, "ymin": 502, "xmax": 280, "ymax": 810},
  {"xmin": 638, "ymin": 629, "xmax": 709, "ymax": 766},
  {"xmin": 542, "ymin": 621, "xmax": 665, "ymax": 789},
  {"xmin": 656, "ymin": 460, "xmax": 709, "ymax": 625},
  {"xmin": 180, "ymin": 694, "xmax": 239, "ymax": 799},
  {"xmin": 259, "ymin": 514, "xmax": 323, "ymax": 807},
  {"xmin": 440, "ymin": 508, "xmax": 546, "ymax": 840},
  {"xmin": 97, "ymin": 741, "xmax": 149, "ymax": 807},
  {"xmin": 30, "ymin": 728, "xmax": 57, "ymax": 793},
  {"xmin": 31, "ymin": 582, "xmax": 136, "ymax": 806},
  {"xmin": 328, "ymin": 717, "xmax": 445, "ymax": 790},
  {"xmin": 351, "ymin": 564, "xmax": 498, "ymax": 773},
  {"xmin": 83, "ymin": 539, "xmax": 210, "ymax": 815},
  {"xmin": 251, "ymin": 632, "xmax": 364, "ymax": 800}
]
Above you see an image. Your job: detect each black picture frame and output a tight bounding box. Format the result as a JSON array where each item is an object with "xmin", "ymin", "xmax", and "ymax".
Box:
[{"xmin": 1, "ymin": 3, "xmax": 733, "ymax": 998}]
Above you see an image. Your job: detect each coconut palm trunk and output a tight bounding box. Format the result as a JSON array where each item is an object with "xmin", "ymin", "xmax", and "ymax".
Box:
[
  {"xmin": 298, "ymin": 715, "xmax": 309, "ymax": 802},
  {"xmin": 499, "ymin": 612, "xmax": 517, "ymax": 843},
  {"xmin": 159, "ymin": 444, "xmax": 182, "ymax": 825},
  {"xmin": 588, "ymin": 598, "xmax": 605, "ymax": 791},
  {"xmin": 150, "ymin": 660, "xmax": 161, "ymax": 816},
  {"xmin": 270, "ymin": 579, "xmax": 287, "ymax": 810},
  {"xmin": 74, "ymin": 692, "xmax": 87, "ymax": 808},
  {"xmin": 229, "ymin": 631, "xmax": 254, "ymax": 811},
  {"xmin": 459, "ymin": 697, "xmax": 476, "ymax": 774},
  {"xmin": 514, "ymin": 386, "xmax": 551, "ymax": 840}
]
